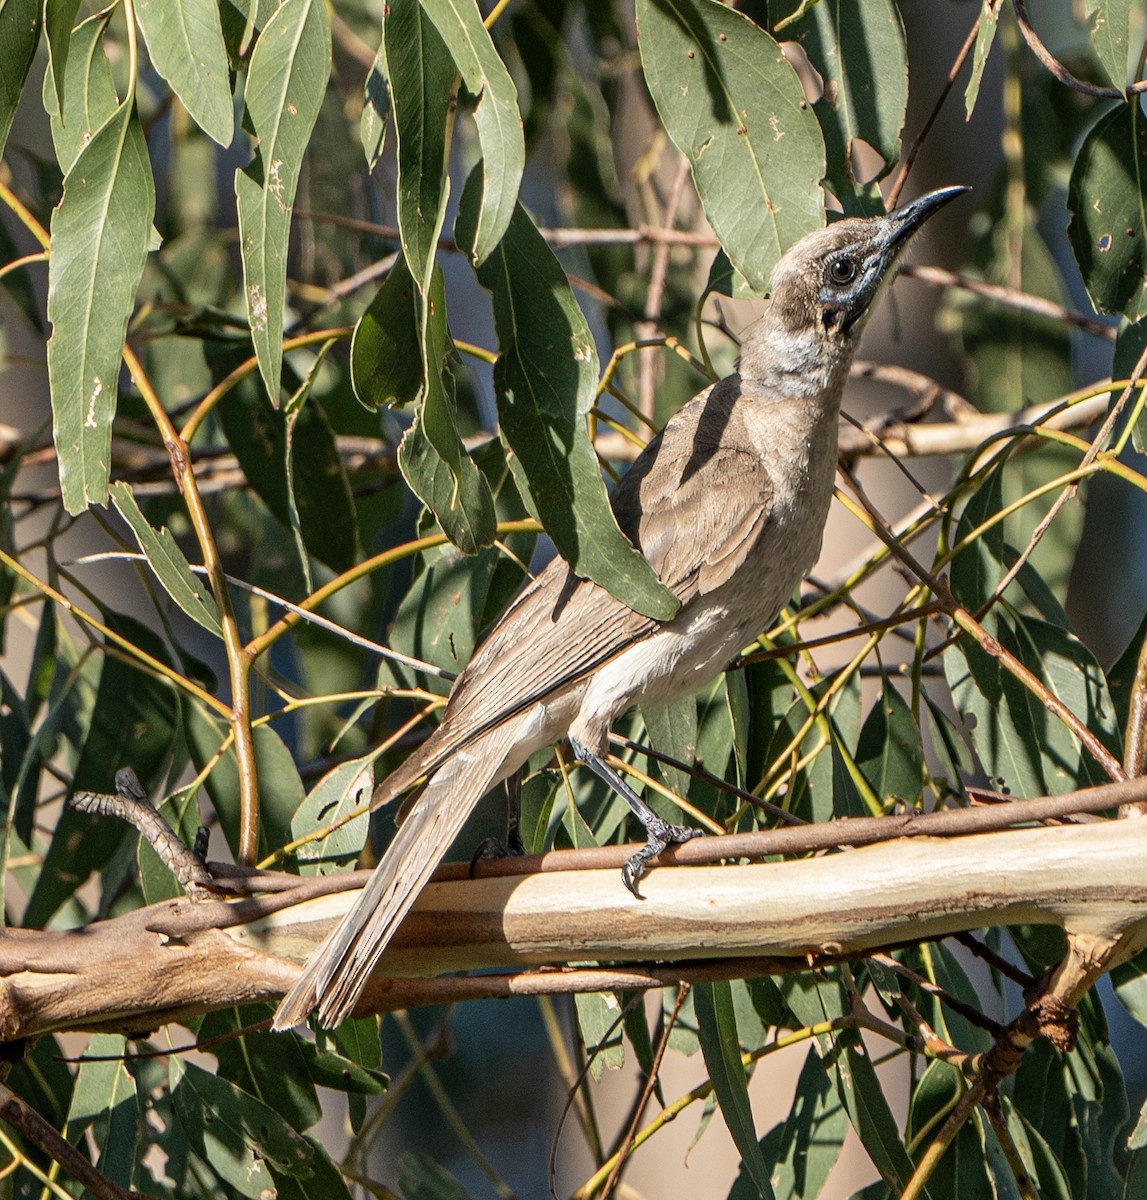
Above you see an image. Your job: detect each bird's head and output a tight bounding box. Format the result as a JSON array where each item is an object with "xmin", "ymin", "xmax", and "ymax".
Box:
[{"xmin": 767, "ymin": 187, "xmax": 969, "ymax": 348}]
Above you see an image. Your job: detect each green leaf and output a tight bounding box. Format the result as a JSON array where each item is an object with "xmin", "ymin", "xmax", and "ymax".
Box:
[
  {"xmin": 25, "ymin": 610, "xmax": 177, "ymax": 926},
  {"xmin": 732, "ymin": 1047, "xmax": 846, "ymax": 1200},
  {"xmin": 1111, "ymin": 318, "xmax": 1147, "ymax": 453},
  {"xmin": 200, "ymin": 1007, "xmax": 322, "ymax": 1132},
  {"xmin": 695, "ymin": 980, "xmax": 776, "ymax": 1200},
  {"xmin": 383, "ymin": 0, "xmax": 453, "ymax": 289},
  {"xmin": 964, "ymin": 0, "xmax": 1002, "ymax": 118},
  {"xmin": 68, "ymin": 1033, "xmax": 137, "ymax": 1188},
  {"xmin": 215, "ymin": 355, "xmax": 358, "ymax": 574},
  {"xmin": 0, "ymin": 0, "xmax": 41, "ymax": 157},
  {"xmin": 636, "ymin": 0, "xmax": 825, "ymax": 295},
  {"xmin": 1087, "ymin": 0, "xmax": 1132, "ymax": 92},
  {"xmin": 42, "ymin": 9, "xmax": 117, "ymax": 173},
  {"xmin": 135, "ymin": 0, "xmax": 234, "ymax": 147},
  {"xmin": 909, "ymin": 1066, "xmax": 995, "ymax": 1199},
  {"xmin": 398, "ymin": 1151, "xmax": 475, "ymax": 1200},
  {"xmin": 360, "ymin": 42, "xmax": 389, "ymax": 171},
  {"xmin": 44, "ymin": 0, "xmax": 82, "ymax": 116},
  {"xmin": 827, "ymin": 1037, "xmax": 918, "ymax": 1195},
  {"xmin": 643, "ymin": 695, "xmax": 698, "ymax": 800},
  {"xmin": 47, "ymin": 95, "xmax": 155, "ymax": 514},
  {"xmin": 398, "ymin": 414, "xmax": 497, "ymax": 555},
  {"xmin": 289, "ymin": 751, "xmax": 376, "ymax": 875},
  {"xmin": 351, "ymin": 259, "xmax": 422, "ymax": 410},
  {"xmin": 574, "ymin": 991, "xmax": 625, "ymax": 1078},
  {"xmin": 110, "ymin": 482, "xmax": 222, "ymax": 635},
  {"xmin": 854, "ymin": 677, "xmax": 922, "ymax": 807},
  {"xmin": 390, "ymin": 541, "xmax": 508, "ymax": 691},
  {"xmin": 1004, "ymin": 1102, "xmax": 1073, "ymax": 1200},
  {"xmin": 789, "ymin": 0, "xmax": 907, "ymax": 213},
  {"xmin": 457, "ymin": 179, "xmax": 678, "ymax": 620},
  {"xmin": 171, "ymin": 1060, "xmax": 314, "ymax": 1196},
  {"xmin": 408, "ymin": 265, "xmax": 496, "ymax": 548},
  {"xmin": 1068, "ymin": 101, "xmax": 1147, "ymax": 321},
  {"xmin": 186, "ymin": 706, "xmax": 303, "ymax": 861},
  {"xmin": 946, "ymin": 607, "xmax": 1118, "ymax": 797},
  {"xmin": 235, "ymin": 0, "xmax": 330, "ymax": 401},
  {"xmin": 138, "ymin": 783, "xmax": 203, "ymax": 904},
  {"xmin": 420, "ymin": 0, "xmax": 525, "ymax": 265}
]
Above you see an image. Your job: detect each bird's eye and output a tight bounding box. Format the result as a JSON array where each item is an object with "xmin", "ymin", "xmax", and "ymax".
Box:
[{"xmin": 827, "ymin": 257, "xmax": 857, "ymax": 286}]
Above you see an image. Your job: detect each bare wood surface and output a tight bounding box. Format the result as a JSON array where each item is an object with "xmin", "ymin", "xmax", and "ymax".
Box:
[{"xmin": 3, "ymin": 818, "xmax": 1146, "ymax": 1042}]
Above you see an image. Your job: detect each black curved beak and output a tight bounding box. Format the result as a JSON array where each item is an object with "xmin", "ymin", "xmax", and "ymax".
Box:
[{"xmin": 882, "ymin": 185, "xmax": 970, "ymax": 251}]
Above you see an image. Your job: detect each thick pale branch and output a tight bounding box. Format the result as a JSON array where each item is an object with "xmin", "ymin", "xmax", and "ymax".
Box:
[{"xmin": 2, "ymin": 820, "xmax": 1145, "ymax": 1042}]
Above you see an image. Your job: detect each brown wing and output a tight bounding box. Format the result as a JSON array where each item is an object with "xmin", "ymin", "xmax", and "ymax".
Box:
[{"xmin": 373, "ymin": 379, "xmax": 773, "ymax": 805}]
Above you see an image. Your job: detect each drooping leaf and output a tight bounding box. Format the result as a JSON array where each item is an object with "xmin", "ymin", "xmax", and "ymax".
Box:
[
  {"xmin": 397, "ymin": 1151, "xmax": 474, "ymax": 1200},
  {"xmin": 135, "ymin": 0, "xmax": 233, "ymax": 147},
  {"xmin": 789, "ymin": 0, "xmax": 907, "ymax": 213},
  {"xmin": 695, "ymin": 980, "xmax": 776, "ymax": 1200},
  {"xmin": 215, "ymin": 355, "xmax": 358, "ymax": 574},
  {"xmin": 457, "ymin": 178, "xmax": 678, "ymax": 620},
  {"xmin": 1087, "ymin": 0, "xmax": 1132, "ymax": 92},
  {"xmin": 44, "ymin": 0, "xmax": 82, "ymax": 116},
  {"xmin": 636, "ymin": 0, "xmax": 825, "ymax": 295},
  {"xmin": 171, "ymin": 1060, "xmax": 315, "ymax": 1196},
  {"xmin": 360, "ymin": 41, "xmax": 389, "ymax": 171},
  {"xmin": 25, "ymin": 611, "xmax": 177, "ymax": 926},
  {"xmin": 1110, "ymin": 317, "xmax": 1147, "ymax": 453},
  {"xmin": 1068, "ymin": 101, "xmax": 1147, "ymax": 321},
  {"xmin": 200, "ymin": 1007, "xmax": 322, "ymax": 1132},
  {"xmin": 382, "ymin": 0, "xmax": 453, "ymax": 289},
  {"xmin": 0, "ymin": 0, "xmax": 41, "ymax": 157},
  {"xmin": 575, "ymin": 990, "xmax": 625, "ymax": 1078},
  {"xmin": 68, "ymin": 1033, "xmax": 137, "ymax": 1189},
  {"xmin": 110, "ymin": 482, "xmax": 222, "ymax": 635},
  {"xmin": 47, "ymin": 97, "xmax": 155, "ymax": 513},
  {"xmin": 420, "ymin": 0, "xmax": 525, "ymax": 265},
  {"xmin": 351, "ymin": 255, "xmax": 422, "ymax": 410},
  {"xmin": 235, "ymin": 0, "xmax": 330, "ymax": 400},
  {"xmin": 185, "ymin": 705, "xmax": 304, "ymax": 862},
  {"xmin": 826, "ymin": 1036, "xmax": 918, "ymax": 1195},
  {"xmin": 412, "ymin": 265, "xmax": 496, "ymax": 547},
  {"xmin": 965, "ymin": 0, "xmax": 1003, "ymax": 118},
  {"xmin": 730, "ymin": 1047, "xmax": 847, "ymax": 1200},
  {"xmin": 42, "ymin": 10, "xmax": 117, "ymax": 173},
  {"xmin": 853, "ymin": 676, "xmax": 923, "ymax": 808}
]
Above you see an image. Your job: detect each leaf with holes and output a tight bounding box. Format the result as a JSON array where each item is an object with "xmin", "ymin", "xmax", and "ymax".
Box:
[
  {"xmin": 1068, "ymin": 101, "xmax": 1147, "ymax": 320},
  {"xmin": 636, "ymin": 0, "xmax": 824, "ymax": 295}
]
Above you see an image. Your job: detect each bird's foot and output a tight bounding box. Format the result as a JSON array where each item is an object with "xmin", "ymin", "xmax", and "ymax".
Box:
[
  {"xmin": 621, "ymin": 818, "xmax": 703, "ymax": 899},
  {"xmin": 469, "ymin": 821, "xmax": 526, "ymax": 876}
]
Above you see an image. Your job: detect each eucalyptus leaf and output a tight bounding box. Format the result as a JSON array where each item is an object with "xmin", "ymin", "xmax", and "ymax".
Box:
[
  {"xmin": 0, "ymin": 0, "xmax": 41, "ymax": 157},
  {"xmin": 420, "ymin": 0, "xmax": 524, "ymax": 264},
  {"xmin": 351, "ymin": 254, "xmax": 422, "ymax": 411},
  {"xmin": 135, "ymin": 0, "xmax": 233, "ymax": 147},
  {"xmin": 44, "ymin": 0, "xmax": 82, "ymax": 116},
  {"xmin": 636, "ymin": 0, "xmax": 824, "ymax": 295},
  {"xmin": 236, "ymin": 0, "xmax": 330, "ymax": 400},
  {"xmin": 382, "ymin": 0, "xmax": 453, "ymax": 289},
  {"xmin": 457, "ymin": 178, "xmax": 678, "ymax": 620},
  {"xmin": 1068, "ymin": 101, "xmax": 1147, "ymax": 321},
  {"xmin": 110, "ymin": 482, "xmax": 222, "ymax": 635},
  {"xmin": 47, "ymin": 99, "xmax": 155, "ymax": 513},
  {"xmin": 289, "ymin": 751, "xmax": 377, "ymax": 875},
  {"xmin": 1087, "ymin": 0, "xmax": 1132, "ymax": 92},
  {"xmin": 695, "ymin": 980, "xmax": 776, "ymax": 1200},
  {"xmin": 789, "ymin": 0, "xmax": 907, "ymax": 213},
  {"xmin": 965, "ymin": 0, "xmax": 1002, "ymax": 118}
]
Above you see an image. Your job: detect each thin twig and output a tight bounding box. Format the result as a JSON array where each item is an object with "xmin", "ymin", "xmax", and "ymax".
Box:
[
  {"xmin": 1012, "ymin": 0, "xmax": 1145, "ymax": 97},
  {"xmin": 901, "ymin": 263, "xmax": 1115, "ymax": 341},
  {"xmin": 887, "ymin": 4, "xmax": 985, "ymax": 207}
]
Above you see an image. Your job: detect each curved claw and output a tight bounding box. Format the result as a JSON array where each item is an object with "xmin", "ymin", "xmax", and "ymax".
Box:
[{"xmin": 621, "ymin": 820, "xmax": 703, "ymax": 898}]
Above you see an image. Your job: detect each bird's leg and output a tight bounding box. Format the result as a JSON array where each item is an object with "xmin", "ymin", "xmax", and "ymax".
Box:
[
  {"xmin": 568, "ymin": 736, "xmax": 701, "ymax": 898},
  {"xmin": 469, "ymin": 771, "xmax": 526, "ymax": 875}
]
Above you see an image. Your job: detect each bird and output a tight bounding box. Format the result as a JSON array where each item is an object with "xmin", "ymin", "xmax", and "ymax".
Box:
[{"xmin": 273, "ymin": 186, "xmax": 967, "ymax": 1030}]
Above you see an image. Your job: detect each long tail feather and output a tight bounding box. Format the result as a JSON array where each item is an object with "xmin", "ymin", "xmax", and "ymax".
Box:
[{"xmin": 273, "ymin": 717, "xmax": 528, "ymax": 1030}]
